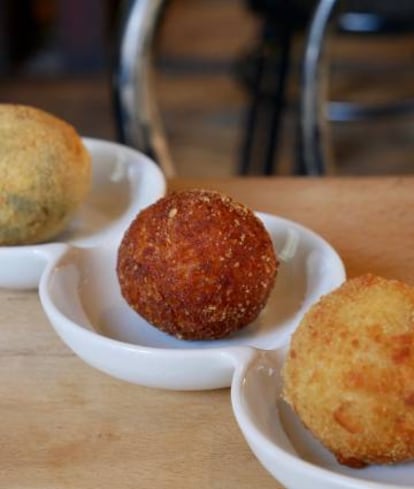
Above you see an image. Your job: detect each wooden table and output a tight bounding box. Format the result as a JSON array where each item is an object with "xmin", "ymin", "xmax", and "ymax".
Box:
[{"xmin": 1, "ymin": 176, "xmax": 413, "ymax": 489}]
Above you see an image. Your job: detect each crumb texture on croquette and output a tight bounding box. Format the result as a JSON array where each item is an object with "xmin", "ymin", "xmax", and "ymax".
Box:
[
  {"xmin": 117, "ymin": 189, "xmax": 278, "ymax": 340},
  {"xmin": 282, "ymin": 274, "xmax": 414, "ymax": 468},
  {"xmin": 0, "ymin": 104, "xmax": 91, "ymax": 245}
]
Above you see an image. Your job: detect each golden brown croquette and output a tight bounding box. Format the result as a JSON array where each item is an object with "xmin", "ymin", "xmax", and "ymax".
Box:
[
  {"xmin": 117, "ymin": 189, "xmax": 278, "ymax": 340},
  {"xmin": 283, "ymin": 274, "xmax": 414, "ymax": 468}
]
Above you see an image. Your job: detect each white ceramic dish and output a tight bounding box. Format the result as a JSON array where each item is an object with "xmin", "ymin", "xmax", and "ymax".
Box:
[
  {"xmin": 231, "ymin": 347, "xmax": 414, "ymax": 489},
  {"xmin": 0, "ymin": 138, "xmax": 166, "ymax": 289},
  {"xmin": 39, "ymin": 212, "xmax": 345, "ymax": 390},
  {"xmin": 7, "ymin": 135, "xmax": 397, "ymax": 488},
  {"xmin": 38, "ymin": 207, "xmax": 366, "ymax": 487}
]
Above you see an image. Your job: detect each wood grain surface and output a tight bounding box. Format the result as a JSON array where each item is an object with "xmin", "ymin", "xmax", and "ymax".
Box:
[{"xmin": 1, "ymin": 176, "xmax": 413, "ymax": 488}]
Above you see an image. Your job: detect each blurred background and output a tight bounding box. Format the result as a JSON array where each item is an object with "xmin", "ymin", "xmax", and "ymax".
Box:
[{"xmin": 1, "ymin": 0, "xmax": 414, "ymax": 177}]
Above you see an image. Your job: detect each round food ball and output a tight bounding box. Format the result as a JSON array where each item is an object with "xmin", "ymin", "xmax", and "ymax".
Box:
[
  {"xmin": 282, "ymin": 274, "xmax": 414, "ymax": 468},
  {"xmin": 117, "ymin": 189, "xmax": 278, "ymax": 340},
  {"xmin": 0, "ymin": 104, "xmax": 91, "ymax": 245}
]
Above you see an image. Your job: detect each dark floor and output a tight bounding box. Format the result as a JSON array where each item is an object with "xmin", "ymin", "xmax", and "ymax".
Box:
[{"xmin": 1, "ymin": 0, "xmax": 414, "ymax": 177}]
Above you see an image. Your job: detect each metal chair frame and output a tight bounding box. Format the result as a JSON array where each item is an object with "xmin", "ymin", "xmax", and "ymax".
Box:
[
  {"xmin": 299, "ymin": 0, "xmax": 337, "ymax": 175},
  {"xmin": 113, "ymin": 0, "xmax": 414, "ymax": 177},
  {"xmin": 299, "ymin": 0, "xmax": 414, "ymax": 175},
  {"xmin": 113, "ymin": 0, "xmax": 175, "ymax": 177}
]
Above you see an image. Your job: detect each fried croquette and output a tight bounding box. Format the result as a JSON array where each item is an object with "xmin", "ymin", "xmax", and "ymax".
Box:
[
  {"xmin": 117, "ymin": 189, "xmax": 278, "ymax": 340},
  {"xmin": 0, "ymin": 104, "xmax": 91, "ymax": 245},
  {"xmin": 282, "ymin": 274, "xmax": 414, "ymax": 468}
]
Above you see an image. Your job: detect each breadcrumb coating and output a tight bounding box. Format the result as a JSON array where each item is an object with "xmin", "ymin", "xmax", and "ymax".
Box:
[
  {"xmin": 117, "ymin": 189, "xmax": 278, "ymax": 340},
  {"xmin": 0, "ymin": 104, "xmax": 90, "ymax": 245},
  {"xmin": 282, "ymin": 274, "xmax": 414, "ymax": 467}
]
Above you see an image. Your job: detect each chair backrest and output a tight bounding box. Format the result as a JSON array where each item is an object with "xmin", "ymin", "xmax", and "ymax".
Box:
[
  {"xmin": 344, "ymin": 0, "xmax": 414, "ymax": 19},
  {"xmin": 113, "ymin": 0, "xmax": 175, "ymax": 177},
  {"xmin": 299, "ymin": 0, "xmax": 337, "ymax": 176},
  {"xmin": 299, "ymin": 0, "xmax": 414, "ymax": 175}
]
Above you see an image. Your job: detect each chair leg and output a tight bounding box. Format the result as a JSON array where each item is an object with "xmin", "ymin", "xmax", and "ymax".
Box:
[
  {"xmin": 238, "ymin": 19, "xmax": 293, "ymax": 175},
  {"xmin": 238, "ymin": 43, "xmax": 267, "ymax": 175},
  {"xmin": 262, "ymin": 21, "xmax": 292, "ymax": 175}
]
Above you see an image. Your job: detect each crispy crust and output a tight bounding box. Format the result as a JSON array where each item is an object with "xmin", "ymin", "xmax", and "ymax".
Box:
[
  {"xmin": 0, "ymin": 104, "xmax": 90, "ymax": 244},
  {"xmin": 117, "ymin": 189, "xmax": 278, "ymax": 340},
  {"xmin": 282, "ymin": 274, "xmax": 414, "ymax": 467}
]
